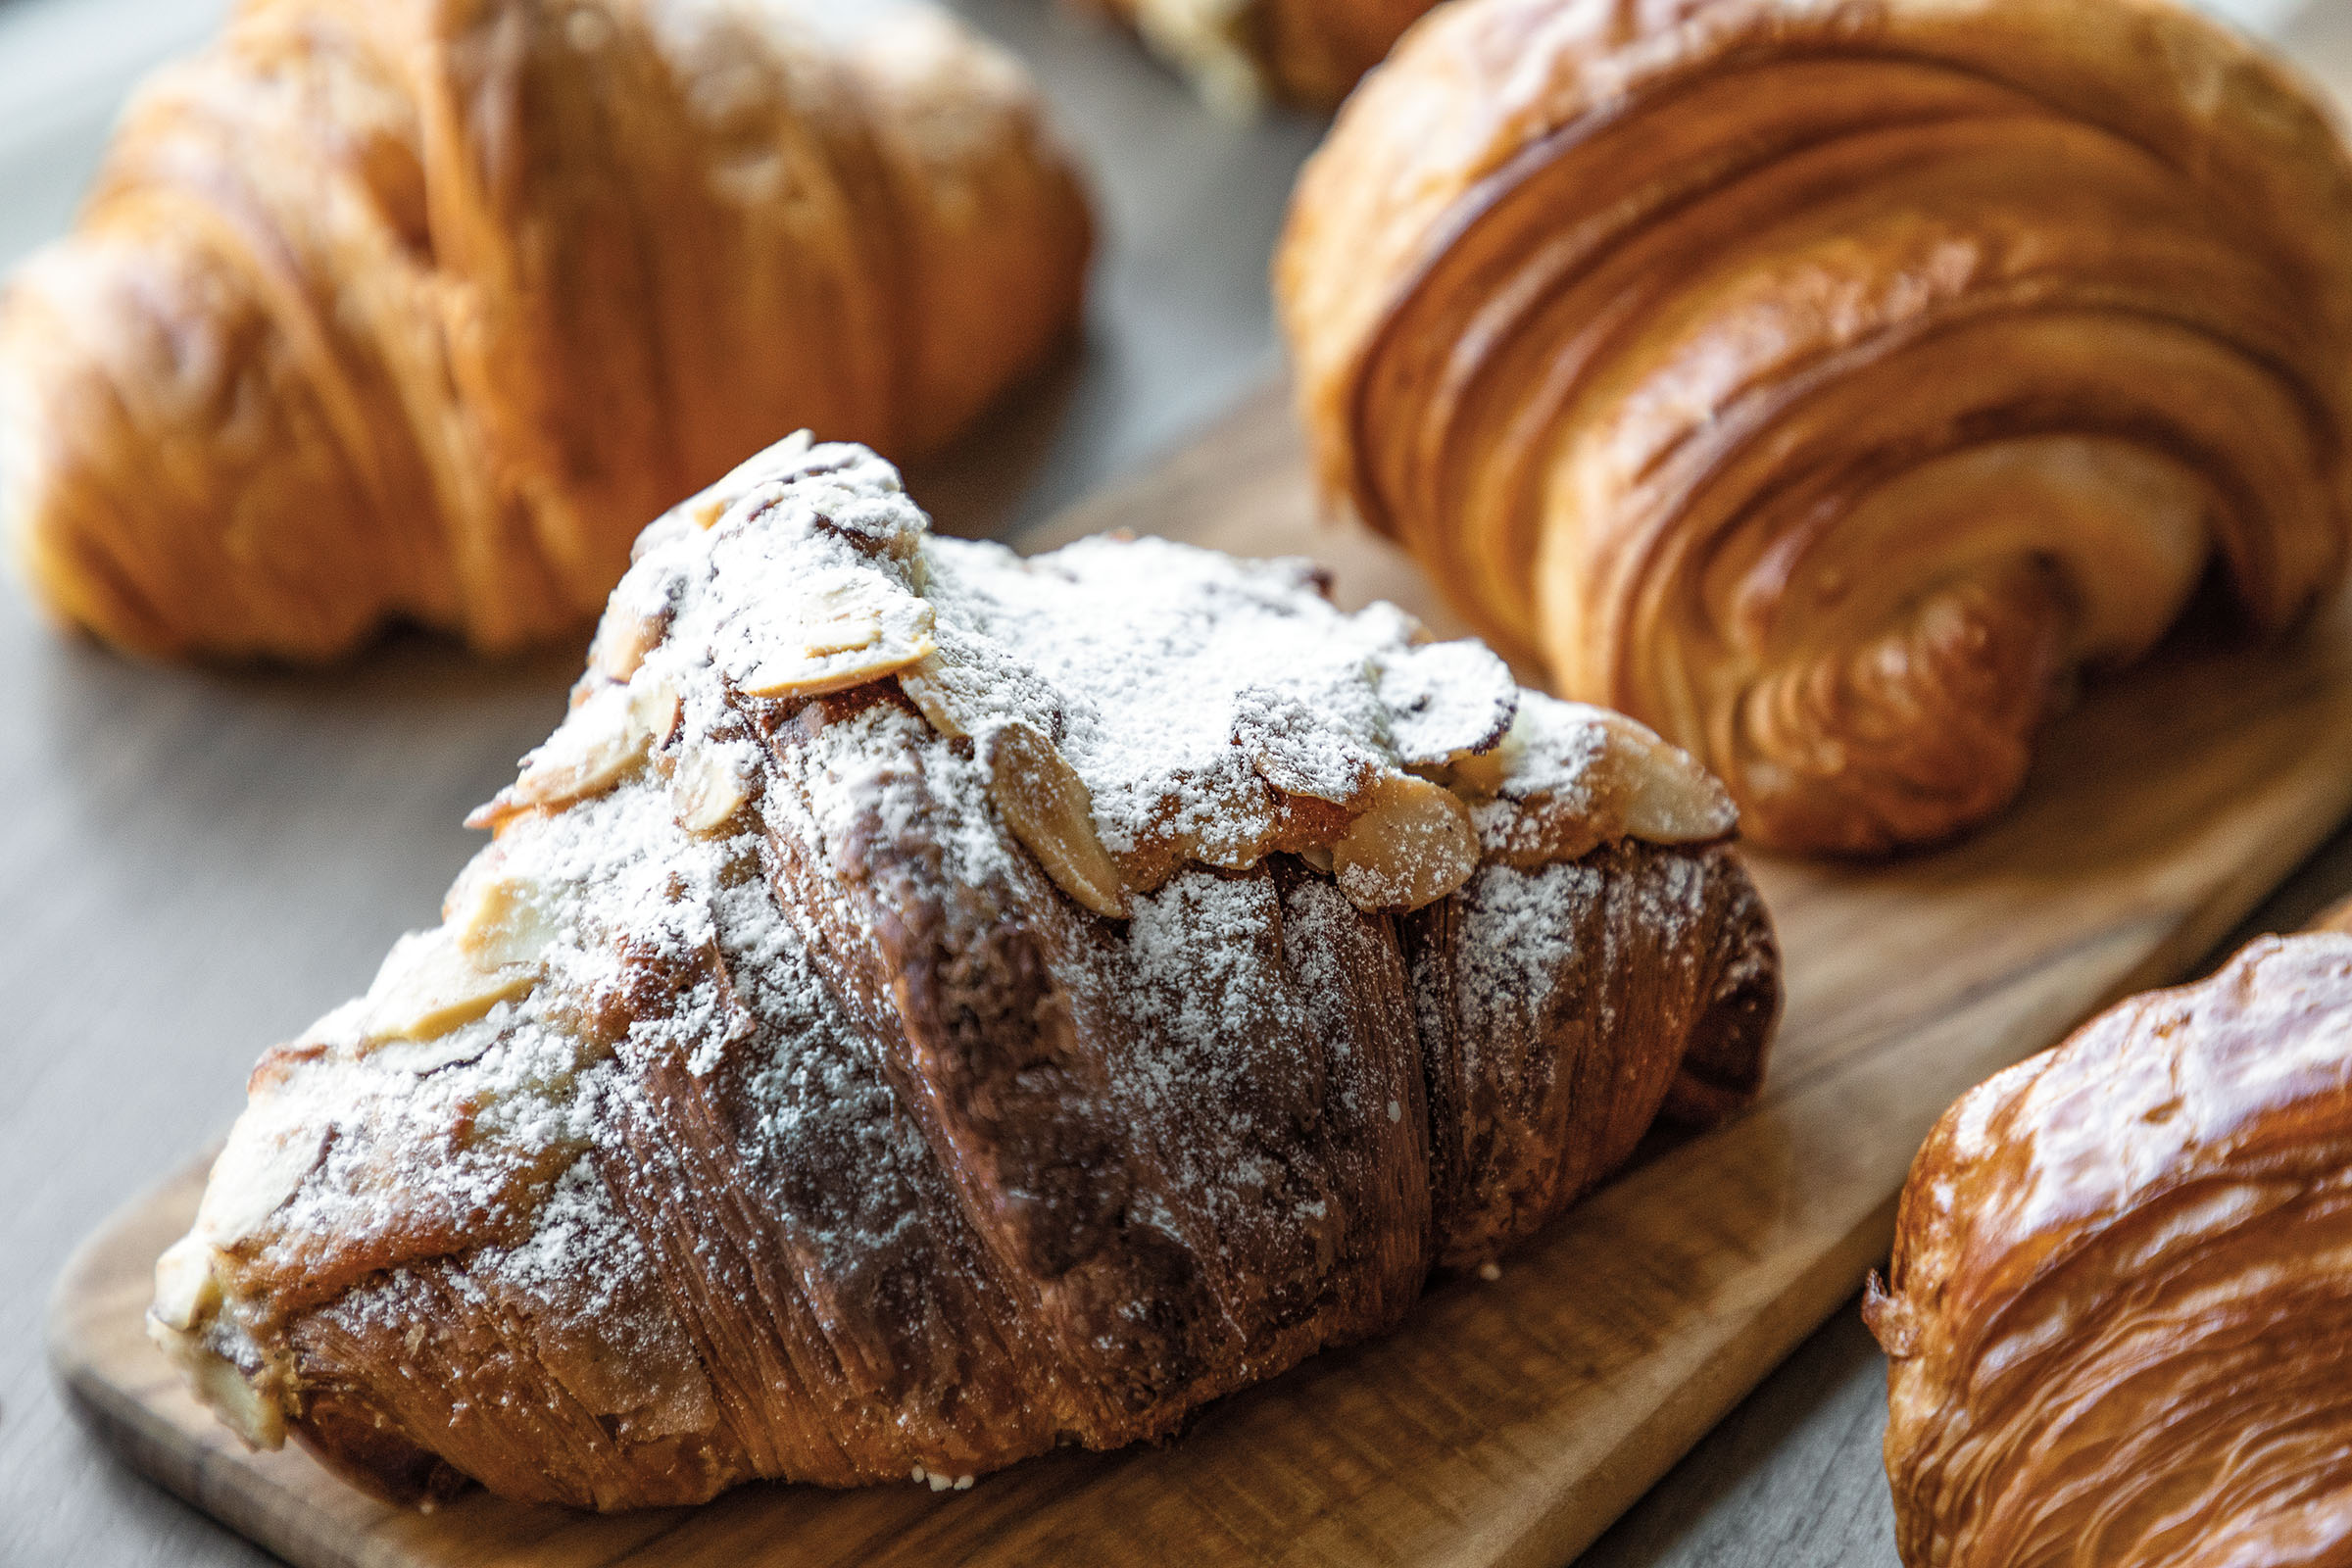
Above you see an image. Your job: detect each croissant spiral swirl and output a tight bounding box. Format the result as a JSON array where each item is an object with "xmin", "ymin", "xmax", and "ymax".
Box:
[
  {"xmin": 148, "ymin": 437, "xmax": 1779, "ymax": 1508},
  {"xmin": 1276, "ymin": 0, "xmax": 2352, "ymax": 853},
  {"xmin": 0, "ymin": 0, "xmax": 1092, "ymax": 661}
]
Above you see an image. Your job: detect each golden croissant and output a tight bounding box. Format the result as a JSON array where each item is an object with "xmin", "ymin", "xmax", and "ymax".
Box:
[
  {"xmin": 1276, "ymin": 0, "xmax": 2352, "ymax": 854},
  {"xmin": 0, "ymin": 0, "xmax": 1092, "ymax": 662},
  {"xmin": 1866, "ymin": 911, "xmax": 2352, "ymax": 1567},
  {"xmin": 1078, "ymin": 0, "xmax": 1437, "ymax": 110},
  {"xmin": 149, "ymin": 434, "xmax": 1780, "ymax": 1508}
]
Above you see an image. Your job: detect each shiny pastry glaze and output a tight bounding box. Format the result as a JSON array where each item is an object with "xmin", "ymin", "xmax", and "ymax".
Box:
[{"xmin": 1867, "ymin": 930, "xmax": 2352, "ymax": 1567}]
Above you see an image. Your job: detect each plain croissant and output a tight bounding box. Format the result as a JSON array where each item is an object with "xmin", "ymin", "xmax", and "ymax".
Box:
[
  {"xmin": 1077, "ymin": 0, "xmax": 1437, "ymax": 110},
  {"xmin": 0, "ymin": 0, "xmax": 1092, "ymax": 662},
  {"xmin": 149, "ymin": 434, "xmax": 1780, "ymax": 1508},
  {"xmin": 1276, "ymin": 0, "xmax": 2352, "ymax": 854},
  {"xmin": 1866, "ymin": 909, "xmax": 2352, "ymax": 1566}
]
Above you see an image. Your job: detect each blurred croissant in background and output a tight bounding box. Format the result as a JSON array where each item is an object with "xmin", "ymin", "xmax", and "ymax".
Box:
[
  {"xmin": 1076, "ymin": 0, "xmax": 1437, "ymax": 110},
  {"xmin": 1277, "ymin": 0, "xmax": 2352, "ymax": 854},
  {"xmin": 0, "ymin": 0, "xmax": 1093, "ymax": 662}
]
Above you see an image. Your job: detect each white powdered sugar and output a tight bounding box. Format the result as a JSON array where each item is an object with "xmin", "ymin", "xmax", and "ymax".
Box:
[{"xmin": 912, "ymin": 532, "xmax": 1518, "ymax": 859}]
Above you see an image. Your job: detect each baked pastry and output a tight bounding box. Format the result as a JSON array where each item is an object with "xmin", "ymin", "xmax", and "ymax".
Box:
[
  {"xmin": 1077, "ymin": 0, "xmax": 1435, "ymax": 111},
  {"xmin": 148, "ymin": 433, "xmax": 1780, "ymax": 1508},
  {"xmin": 1866, "ymin": 918, "xmax": 2352, "ymax": 1567},
  {"xmin": 0, "ymin": 0, "xmax": 1092, "ymax": 662},
  {"xmin": 1275, "ymin": 0, "xmax": 2352, "ymax": 854}
]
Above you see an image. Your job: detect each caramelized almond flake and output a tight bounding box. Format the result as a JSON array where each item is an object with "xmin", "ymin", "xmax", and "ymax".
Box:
[
  {"xmin": 1332, "ymin": 772, "xmax": 1479, "ymax": 912},
  {"xmin": 987, "ymin": 721, "xmax": 1128, "ymax": 917},
  {"xmin": 362, "ymin": 929, "xmax": 538, "ymax": 1044},
  {"xmin": 672, "ymin": 747, "xmax": 752, "ymax": 834},
  {"xmin": 735, "ymin": 570, "xmax": 936, "ymax": 700},
  {"xmin": 450, "ymin": 872, "xmax": 559, "ymax": 971}
]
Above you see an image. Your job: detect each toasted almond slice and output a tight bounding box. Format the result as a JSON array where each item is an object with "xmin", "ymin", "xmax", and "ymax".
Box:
[
  {"xmin": 450, "ymin": 872, "xmax": 560, "ymax": 972},
  {"xmin": 151, "ymin": 1235, "xmax": 221, "ymax": 1334},
  {"xmin": 1611, "ymin": 715, "xmax": 1739, "ymax": 843},
  {"xmin": 986, "ymin": 721, "xmax": 1127, "ymax": 918},
  {"xmin": 192, "ymin": 1108, "xmax": 329, "ymax": 1248},
  {"xmin": 1332, "ymin": 772, "xmax": 1480, "ymax": 912},
  {"xmin": 672, "ymin": 746, "xmax": 752, "ymax": 834},
  {"xmin": 898, "ymin": 651, "xmax": 981, "ymax": 738},
  {"xmin": 148, "ymin": 1312, "xmax": 287, "ymax": 1450},
  {"xmin": 736, "ymin": 569, "xmax": 936, "ymax": 700},
  {"xmin": 585, "ymin": 607, "xmax": 662, "ymax": 685},
  {"xmin": 1233, "ymin": 687, "xmax": 1380, "ymax": 807},
  {"xmin": 1378, "ymin": 640, "xmax": 1518, "ymax": 765},
  {"xmin": 362, "ymin": 929, "xmax": 537, "ymax": 1044},
  {"xmin": 514, "ymin": 684, "xmax": 653, "ymax": 808}
]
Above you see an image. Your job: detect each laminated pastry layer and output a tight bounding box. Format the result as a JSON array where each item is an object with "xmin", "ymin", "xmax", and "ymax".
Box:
[{"xmin": 1867, "ymin": 934, "xmax": 2352, "ymax": 1568}]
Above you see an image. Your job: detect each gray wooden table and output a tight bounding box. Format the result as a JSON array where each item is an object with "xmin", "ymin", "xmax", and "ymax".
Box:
[{"xmin": 0, "ymin": 1, "xmax": 2344, "ymax": 1564}]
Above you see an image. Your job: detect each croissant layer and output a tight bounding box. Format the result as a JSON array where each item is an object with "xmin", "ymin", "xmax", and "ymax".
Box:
[
  {"xmin": 1867, "ymin": 932, "xmax": 2352, "ymax": 1568},
  {"xmin": 148, "ymin": 437, "xmax": 1779, "ymax": 1508},
  {"xmin": 1, "ymin": 0, "xmax": 1092, "ymax": 661},
  {"xmin": 1276, "ymin": 0, "xmax": 2352, "ymax": 853}
]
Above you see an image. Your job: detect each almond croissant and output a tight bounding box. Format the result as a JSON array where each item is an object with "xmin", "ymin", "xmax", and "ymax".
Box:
[
  {"xmin": 148, "ymin": 433, "xmax": 1780, "ymax": 1509},
  {"xmin": 1276, "ymin": 0, "xmax": 2352, "ymax": 854},
  {"xmin": 0, "ymin": 0, "xmax": 1091, "ymax": 662},
  {"xmin": 1866, "ymin": 918, "xmax": 2352, "ymax": 1567}
]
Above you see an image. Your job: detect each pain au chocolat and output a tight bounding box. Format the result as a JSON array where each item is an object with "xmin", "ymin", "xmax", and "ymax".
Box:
[
  {"xmin": 1867, "ymin": 911, "xmax": 2352, "ymax": 1567},
  {"xmin": 149, "ymin": 435, "xmax": 1781, "ymax": 1508},
  {"xmin": 1277, "ymin": 0, "xmax": 2352, "ymax": 855}
]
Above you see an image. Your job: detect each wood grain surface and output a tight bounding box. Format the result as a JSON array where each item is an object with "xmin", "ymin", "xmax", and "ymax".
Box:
[{"xmin": 50, "ymin": 373, "xmax": 2352, "ymax": 1568}]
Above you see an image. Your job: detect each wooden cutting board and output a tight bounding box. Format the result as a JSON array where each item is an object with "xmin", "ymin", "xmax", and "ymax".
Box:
[{"xmin": 50, "ymin": 384, "xmax": 2352, "ymax": 1568}]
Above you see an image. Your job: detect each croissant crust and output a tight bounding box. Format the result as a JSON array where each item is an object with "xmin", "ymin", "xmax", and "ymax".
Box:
[
  {"xmin": 148, "ymin": 436, "xmax": 1779, "ymax": 1509},
  {"xmin": 1276, "ymin": 0, "xmax": 2352, "ymax": 853},
  {"xmin": 1867, "ymin": 929, "xmax": 2352, "ymax": 1568},
  {"xmin": 0, "ymin": 0, "xmax": 1092, "ymax": 661}
]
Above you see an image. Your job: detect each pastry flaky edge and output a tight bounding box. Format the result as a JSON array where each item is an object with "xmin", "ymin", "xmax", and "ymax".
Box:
[
  {"xmin": 1276, "ymin": 0, "xmax": 2352, "ymax": 855},
  {"xmin": 1865, "ymin": 906, "xmax": 2352, "ymax": 1568},
  {"xmin": 148, "ymin": 432, "xmax": 1781, "ymax": 1510},
  {"xmin": 0, "ymin": 0, "xmax": 1092, "ymax": 662}
]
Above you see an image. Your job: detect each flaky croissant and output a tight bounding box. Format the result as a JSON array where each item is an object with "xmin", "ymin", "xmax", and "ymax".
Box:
[
  {"xmin": 1276, "ymin": 0, "xmax": 2352, "ymax": 854},
  {"xmin": 0, "ymin": 0, "xmax": 1091, "ymax": 662},
  {"xmin": 148, "ymin": 433, "xmax": 1779, "ymax": 1508},
  {"xmin": 1865, "ymin": 917, "xmax": 2352, "ymax": 1567},
  {"xmin": 1077, "ymin": 0, "xmax": 1436, "ymax": 110}
]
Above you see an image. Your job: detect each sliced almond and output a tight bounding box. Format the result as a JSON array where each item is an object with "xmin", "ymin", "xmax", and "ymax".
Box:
[
  {"xmin": 1609, "ymin": 715, "xmax": 1739, "ymax": 843},
  {"xmin": 362, "ymin": 928, "xmax": 537, "ymax": 1044},
  {"xmin": 1332, "ymin": 772, "xmax": 1480, "ymax": 913},
  {"xmin": 192, "ymin": 1108, "xmax": 329, "ymax": 1248},
  {"xmin": 672, "ymin": 746, "xmax": 752, "ymax": 835},
  {"xmin": 736, "ymin": 569, "xmax": 936, "ymax": 701},
  {"xmin": 450, "ymin": 871, "xmax": 560, "ymax": 971},
  {"xmin": 585, "ymin": 605, "xmax": 662, "ymax": 685},
  {"xmin": 1233, "ymin": 688, "xmax": 1380, "ymax": 808},
  {"xmin": 898, "ymin": 650, "xmax": 982, "ymax": 739},
  {"xmin": 508, "ymin": 684, "xmax": 653, "ymax": 813},
  {"xmin": 628, "ymin": 671, "xmax": 683, "ymax": 749},
  {"xmin": 152, "ymin": 1235, "xmax": 222, "ymax": 1333},
  {"xmin": 1378, "ymin": 641, "xmax": 1518, "ymax": 766},
  {"xmin": 986, "ymin": 721, "xmax": 1127, "ymax": 918}
]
